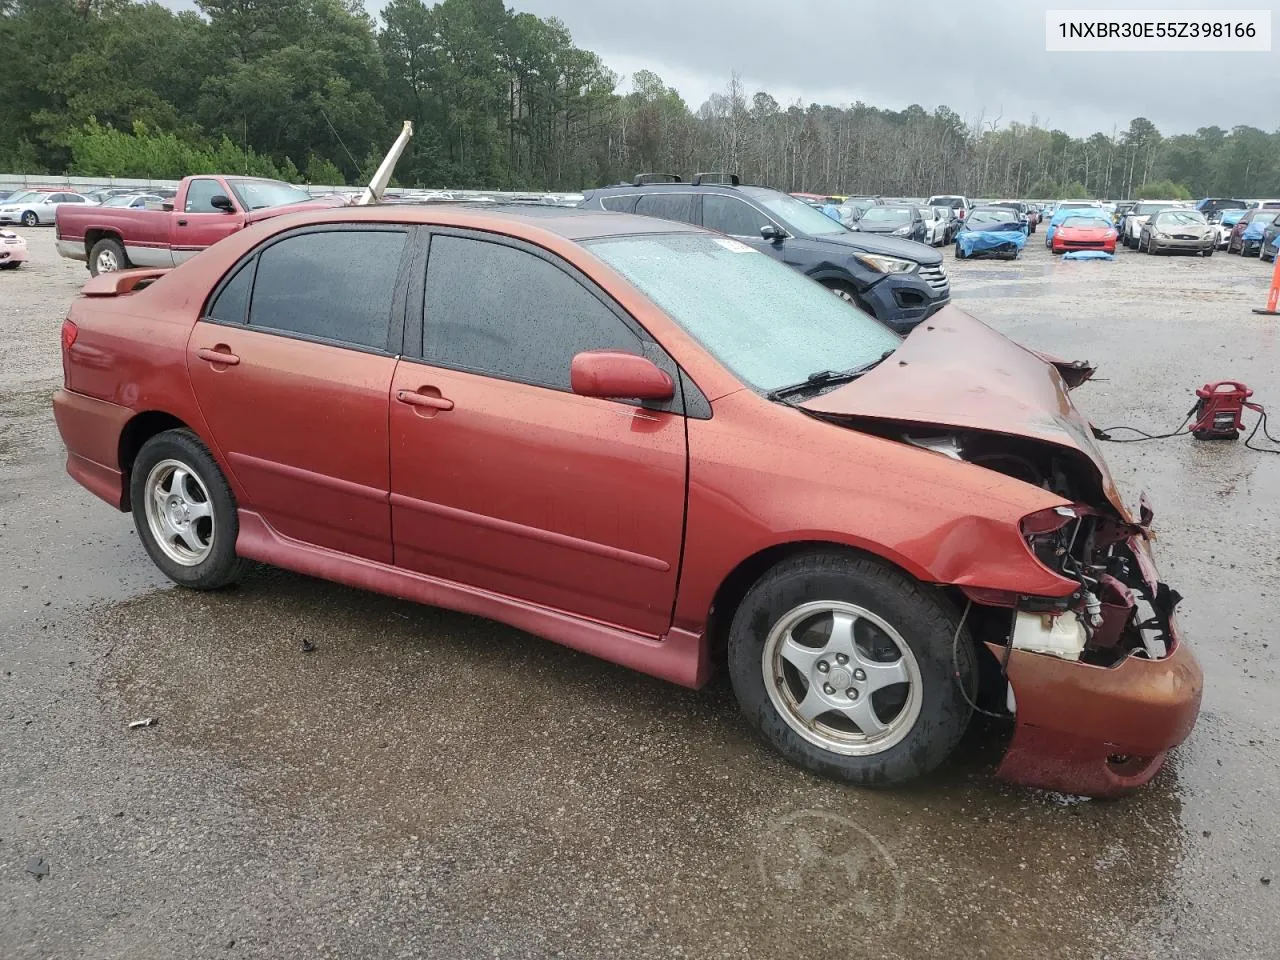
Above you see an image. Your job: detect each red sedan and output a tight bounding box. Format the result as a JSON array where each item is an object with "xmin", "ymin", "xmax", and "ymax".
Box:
[
  {"xmin": 52, "ymin": 205, "xmax": 1201, "ymax": 796},
  {"xmin": 1051, "ymin": 216, "xmax": 1117, "ymax": 254}
]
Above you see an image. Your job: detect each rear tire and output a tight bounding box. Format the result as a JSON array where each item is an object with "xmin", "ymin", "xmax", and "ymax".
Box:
[
  {"xmin": 88, "ymin": 237, "xmax": 128, "ymax": 277},
  {"xmin": 727, "ymin": 551, "xmax": 975, "ymax": 786},
  {"xmin": 130, "ymin": 429, "xmax": 245, "ymax": 590}
]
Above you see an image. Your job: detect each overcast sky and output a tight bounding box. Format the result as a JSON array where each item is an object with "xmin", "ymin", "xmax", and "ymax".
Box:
[{"xmin": 162, "ymin": 0, "xmax": 1278, "ymax": 136}]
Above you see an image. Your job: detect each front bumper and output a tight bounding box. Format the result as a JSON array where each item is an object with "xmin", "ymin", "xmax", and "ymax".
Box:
[
  {"xmin": 863, "ymin": 269, "xmax": 949, "ymax": 333},
  {"xmin": 988, "ymin": 533, "xmax": 1202, "ymax": 798},
  {"xmin": 1053, "ymin": 239, "xmax": 1115, "ymax": 252},
  {"xmin": 992, "ymin": 636, "xmax": 1201, "ymax": 798},
  {"xmin": 1150, "ymin": 236, "xmax": 1215, "ymax": 251}
]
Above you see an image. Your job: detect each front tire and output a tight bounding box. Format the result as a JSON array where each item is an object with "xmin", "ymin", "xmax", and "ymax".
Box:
[
  {"xmin": 130, "ymin": 429, "xmax": 245, "ymax": 590},
  {"xmin": 822, "ymin": 280, "xmax": 871, "ymax": 316},
  {"xmin": 727, "ymin": 551, "xmax": 975, "ymax": 786},
  {"xmin": 89, "ymin": 237, "xmax": 128, "ymax": 276},
  {"xmin": 954, "ymin": 242, "xmax": 966, "ymax": 259},
  {"xmin": 21, "ymin": 211, "xmax": 38, "ymax": 227}
]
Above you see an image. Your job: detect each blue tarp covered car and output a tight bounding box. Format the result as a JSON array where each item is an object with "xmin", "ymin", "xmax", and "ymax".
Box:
[{"xmin": 954, "ymin": 208, "xmax": 1027, "ymax": 259}]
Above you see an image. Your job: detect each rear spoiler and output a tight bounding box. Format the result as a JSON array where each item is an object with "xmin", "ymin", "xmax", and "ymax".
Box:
[{"xmin": 82, "ymin": 268, "xmax": 170, "ymax": 297}]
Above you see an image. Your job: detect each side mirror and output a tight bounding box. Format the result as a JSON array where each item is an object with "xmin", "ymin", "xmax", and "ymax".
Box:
[
  {"xmin": 211, "ymin": 194, "xmax": 235, "ymax": 213},
  {"xmin": 570, "ymin": 350, "xmax": 674, "ymax": 402},
  {"xmin": 760, "ymin": 224, "xmax": 785, "ymax": 242}
]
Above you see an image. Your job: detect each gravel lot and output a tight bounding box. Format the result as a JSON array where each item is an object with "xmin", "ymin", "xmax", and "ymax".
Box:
[{"xmin": 2, "ymin": 225, "xmax": 1279, "ymax": 960}]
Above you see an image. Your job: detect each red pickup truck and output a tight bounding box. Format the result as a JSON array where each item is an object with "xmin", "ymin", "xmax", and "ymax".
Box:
[{"xmin": 56, "ymin": 175, "xmax": 345, "ymax": 275}]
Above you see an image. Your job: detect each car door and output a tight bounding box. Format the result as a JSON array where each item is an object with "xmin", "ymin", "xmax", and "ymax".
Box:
[
  {"xmin": 186, "ymin": 225, "xmax": 413, "ymax": 563},
  {"xmin": 175, "ymin": 178, "xmax": 247, "ymax": 262},
  {"xmin": 388, "ymin": 229, "xmax": 688, "ymax": 636},
  {"xmin": 42, "ymin": 193, "xmax": 69, "ymax": 224}
]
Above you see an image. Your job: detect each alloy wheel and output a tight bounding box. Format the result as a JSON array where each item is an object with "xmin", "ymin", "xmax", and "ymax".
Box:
[{"xmin": 761, "ymin": 600, "xmax": 922, "ymax": 757}]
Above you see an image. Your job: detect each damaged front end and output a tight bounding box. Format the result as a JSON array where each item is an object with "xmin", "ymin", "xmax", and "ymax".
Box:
[
  {"xmin": 871, "ymin": 423, "xmax": 1203, "ymax": 797},
  {"xmin": 796, "ymin": 309, "xmax": 1202, "ymax": 796}
]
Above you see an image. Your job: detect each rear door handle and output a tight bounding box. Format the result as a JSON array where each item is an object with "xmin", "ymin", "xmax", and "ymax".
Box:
[
  {"xmin": 196, "ymin": 346, "xmax": 240, "ymax": 366},
  {"xmin": 397, "ymin": 389, "xmax": 454, "ymax": 411}
]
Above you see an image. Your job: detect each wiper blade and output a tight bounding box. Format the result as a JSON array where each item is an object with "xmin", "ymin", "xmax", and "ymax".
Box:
[{"xmin": 766, "ymin": 351, "xmax": 895, "ymax": 402}]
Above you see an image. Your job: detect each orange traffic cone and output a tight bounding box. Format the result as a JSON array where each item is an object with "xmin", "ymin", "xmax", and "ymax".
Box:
[{"xmin": 1254, "ymin": 240, "xmax": 1280, "ymax": 315}]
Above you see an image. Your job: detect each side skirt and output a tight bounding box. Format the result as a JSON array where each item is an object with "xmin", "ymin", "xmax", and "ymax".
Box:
[{"xmin": 235, "ymin": 510, "xmax": 711, "ymax": 688}]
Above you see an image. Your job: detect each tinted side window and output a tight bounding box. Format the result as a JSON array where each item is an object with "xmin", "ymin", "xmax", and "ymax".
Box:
[
  {"xmin": 600, "ymin": 194, "xmax": 639, "ymax": 213},
  {"xmin": 207, "ymin": 258, "xmax": 255, "ymax": 325},
  {"xmin": 423, "ymin": 235, "xmax": 640, "ymax": 390},
  {"xmin": 248, "ymin": 230, "xmax": 406, "ymax": 350},
  {"xmin": 185, "ymin": 179, "xmax": 225, "ymax": 213},
  {"xmin": 702, "ymin": 195, "xmax": 771, "ymax": 237},
  {"xmin": 635, "ymin": 193, "xmax": 696, "ymax": 224}
]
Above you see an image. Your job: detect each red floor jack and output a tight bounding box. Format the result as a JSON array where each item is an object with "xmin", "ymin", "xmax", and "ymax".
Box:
[{"xmin": 1190, "ymin": 381, "xmax": 1258, "ymax": 440}]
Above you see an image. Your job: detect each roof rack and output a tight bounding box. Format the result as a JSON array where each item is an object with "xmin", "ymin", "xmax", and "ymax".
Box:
[
  {"xmin": 632, "ymin": 173, "xmax": 683, "ymax": 186},
  {"xmin": 692, "ymin": 172, "xmax": 740, "ymax": 187}
]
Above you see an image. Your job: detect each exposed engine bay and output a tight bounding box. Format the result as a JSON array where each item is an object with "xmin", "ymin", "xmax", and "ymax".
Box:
[{"xmin": 871, "ymin": 424, "xmax": 1182, "ymax": 668}]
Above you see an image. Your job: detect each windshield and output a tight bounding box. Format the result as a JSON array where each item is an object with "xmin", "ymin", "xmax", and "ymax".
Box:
[
  {"xmin": 745, "ymin": 188, "xmax": 847, "ymax": 236},
  {"xmin": 227, "ymin": 179, "xmax": 312, "ymax": 211},
  {"xmin": 967, "ymin": 209, "xmax": 1019, "ymax": 226},
  {"xmin": 1133, "ymin": 202, "xmax": 1177, "ymax": 216},
  {"xmin": 3, "ymin": 191, "xmax": 39, "ymax": 204},
  {"xmin": 586, "ymin": 233, "xmax": 900, "ymax": 392},
  {"xmin": 1221, "ymin": 210, "xmax": 1246, "ymax": 225},
  {"xmin": 859, "ymin": 206, "xmax": 912, "ymax": 223},
  {"xmin": 1155, "ymin": 211, "xmax": 1207, "ymax": 226},
  {"xmin": 928, "ymin": 196, "xmax": 962, "ymax": 207}
]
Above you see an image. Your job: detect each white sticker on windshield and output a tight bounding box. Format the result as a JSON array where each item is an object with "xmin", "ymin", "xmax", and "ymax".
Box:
[{"xmin": 712, "ymin": 238, "xmax": 756, "ymax": 253}]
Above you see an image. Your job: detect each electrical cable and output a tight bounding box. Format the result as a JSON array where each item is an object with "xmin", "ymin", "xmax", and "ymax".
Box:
[
  {"xmin": 1244, "ymin": 405, "xmax": 1280, "ymax": 455},
  {"xmin": 1095, "ymin": 410, "xmax": 1195, "ymax": 443},
  {"xmin": 951, "ymin": 600, "xmax": 1013, "ymax": 720}
]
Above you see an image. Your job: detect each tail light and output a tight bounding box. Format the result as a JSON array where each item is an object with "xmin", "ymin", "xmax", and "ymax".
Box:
[{"xmin": 61, "ymin": 319, "xmax": 78, "ymax": 351}]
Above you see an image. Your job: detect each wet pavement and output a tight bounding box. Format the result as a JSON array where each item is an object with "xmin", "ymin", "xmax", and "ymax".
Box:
[{"xmin": 3, "ymin": 229, "xmax": 1279, "ymax": 959}]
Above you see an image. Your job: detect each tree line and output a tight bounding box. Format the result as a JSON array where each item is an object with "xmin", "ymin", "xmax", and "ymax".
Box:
[{"xmin": 3, "ymin": 0, "xmax": 1278, "ymax": 199}]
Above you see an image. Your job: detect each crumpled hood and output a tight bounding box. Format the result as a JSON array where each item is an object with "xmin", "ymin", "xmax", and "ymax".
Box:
[{"xmin": 800, "ymin": 304, "xmax": 1133, "ymax": 520}]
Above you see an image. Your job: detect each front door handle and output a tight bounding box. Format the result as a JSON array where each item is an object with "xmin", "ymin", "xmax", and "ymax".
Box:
[
  {"xmin": 196, "ymin": 346, "xmax": 240, "ymax": 366},
  {"xmin": 397, "ymin": 388, "xmax": 454, "ymax": 413},
  {"xmin": 177, "ymin": 218, "xmax": 188, "ymax": 226}
]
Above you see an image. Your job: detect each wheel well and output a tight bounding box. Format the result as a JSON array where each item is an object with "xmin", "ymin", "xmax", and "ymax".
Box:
[
  {"xmin": 703, "ymin": 540, "xmax": 921, "ymax": 665},
  {"xmin": 84, "ymin": 229, "xmax": 122, "ymax": 258},
  {"xmin": 118, "ymin": 411, "xmax": 188, "ymax": 509}
]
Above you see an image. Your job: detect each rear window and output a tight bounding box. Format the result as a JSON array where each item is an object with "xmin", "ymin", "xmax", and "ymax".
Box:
[{"xmin": 247, "ymin": 230, "xmax": 406, "ymax": 350}]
